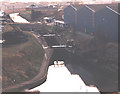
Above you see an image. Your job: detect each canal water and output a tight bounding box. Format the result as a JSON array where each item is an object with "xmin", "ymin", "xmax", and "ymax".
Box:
[{"xmin": 44, "ymin": 36, "xmax": 118, "ymax": 92}]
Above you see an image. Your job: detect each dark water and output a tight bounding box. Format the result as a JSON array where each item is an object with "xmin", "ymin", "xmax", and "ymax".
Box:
[
  {"xmin": 45, "ymin": 36, "xmax": 118, "ymax": 92},
  {"xmin": 44, "ymin": 36, "xmax": 59, "ymax": 47}
]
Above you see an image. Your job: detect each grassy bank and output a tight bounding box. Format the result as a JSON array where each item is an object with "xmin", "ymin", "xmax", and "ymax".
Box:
[{"xmin": 2, "ymin": 25, "xmax": 45, "ymax": 88}]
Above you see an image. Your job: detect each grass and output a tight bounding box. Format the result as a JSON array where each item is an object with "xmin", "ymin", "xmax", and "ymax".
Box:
[
  {"xmin": 2, "ymin": 25, "xmax": 45, "ymax": 88},
  {"xmin": 63, "ymin": 28, "xmax": 118, "ymax": 69},
  {"xmin": 2, "ymin": 25, "xmax": 14, "ymax": 33}
]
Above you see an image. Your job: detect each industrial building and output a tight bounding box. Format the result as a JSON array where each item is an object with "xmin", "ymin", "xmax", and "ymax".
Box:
[
  {"xmin": 64, "ymin": 3, "xmax": 119, "ymax": 41},
  {"xmin": 64, "ymin": 5, "xmax": 76, "ymax": 27},
  {"xmin": 64, "ymin": 4, "xmax": 101, "ymax": 33},
  {"xmin": 94, "ymin": 4, "xmax": 119, "ymax": 41},
  {"xmin": 76, "ymin": 5, "xmax": 95, "ymax": 34}
]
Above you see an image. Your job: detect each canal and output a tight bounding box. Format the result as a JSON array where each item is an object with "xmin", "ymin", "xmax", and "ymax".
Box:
[{"xmin": 44, "ymin": 35, "xmax": 118, "ymax": 92}]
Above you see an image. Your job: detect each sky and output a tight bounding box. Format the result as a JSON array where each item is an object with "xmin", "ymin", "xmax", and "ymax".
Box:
[
  {"xmin": 2, "ymin": 0, "xmax": 63, "ymax": 2},
  {"xmin": 1, "ymin": 0, "xmax": 119, "ymax": 2}
]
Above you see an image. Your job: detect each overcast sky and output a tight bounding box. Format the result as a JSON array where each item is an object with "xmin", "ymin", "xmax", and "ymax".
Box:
[
  {"xmin": 2, "ymin": 0, "xmax": 63, "ymax": 2},
  {"xmin": 1, "ymin": 0, "xmax": 118, "ymax": 3}
]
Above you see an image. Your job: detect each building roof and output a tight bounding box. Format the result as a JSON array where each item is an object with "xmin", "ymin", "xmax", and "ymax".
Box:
[
  {"xmin": 85, "ymin": 5, "xmax": 95, "ymax": 12},
  {"xmin": 9, "ymin": 13, "xmax": 29, "ymax": 23},
  {"xmin": 65, "ymin": 3, "xmax": 120, "ymax": 15},
  {"xmin": 71, "ymin": 4, "xmax": 105, "ymax": 12},
  {"xmin": 54, "ymin": 20, "xmax": 65, "ymax": 24},
  {"xmin": 87, "ymin": 3, "xmax": 120, "ymax": 14},
  {"xmin": 107, "ymin": 3, "xmax": 119, "ymax": 13},
  {"xmin": 106, "ymin": 6, "xmax": 120, "ymax": 15},
  {"xmin": 71, "ymin": 4, "xmax": 85, "ymax": 11},
  {"xmin": 64, "ymin": 4, "xmax": 84, "ymax": 11},
  {"xmin": 87, "ymin": 4, "xmax": 108, "ymax": 12}
]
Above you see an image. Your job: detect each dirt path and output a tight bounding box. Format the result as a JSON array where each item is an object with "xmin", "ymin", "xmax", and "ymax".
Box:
[{"xmin": 2, "ymin": 33, "xmax": 53, "ymax": 92}]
